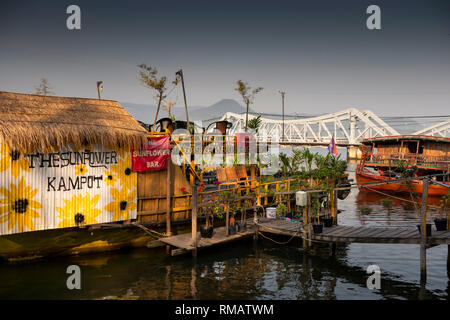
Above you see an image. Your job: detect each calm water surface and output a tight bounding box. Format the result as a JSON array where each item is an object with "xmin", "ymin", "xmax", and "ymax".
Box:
[{"xmin": 0, "ymin": 161, "xmax": 448, "ymax": 300}]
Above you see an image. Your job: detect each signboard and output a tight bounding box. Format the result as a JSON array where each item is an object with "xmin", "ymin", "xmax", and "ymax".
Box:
[
  {"xmin": 131, "ymin": 136, "xmax": 171, "ymax": 172},
  {"xmin": 0, "ymin": 142, "xmax": 137, "ymax": 235}
]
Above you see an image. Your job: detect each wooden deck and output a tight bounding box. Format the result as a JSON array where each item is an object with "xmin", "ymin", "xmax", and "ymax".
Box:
[
  {"xmin": 160, "ymin": 218, "xmax": 450, "ymax": 257},
  {"xmin": 256, "ymin": 219, "xmax": 450, "ymax": 245},
  {"xmin": 256, "ymin": 218, "xmax": 303, "ymax": 237},
  {"xmin": 311, "ymin": 225, "xmax": 450, "ymax": 245},
  {"xmin": 160, "ymin": 223, "xmax": 256, "ymax": 256}
]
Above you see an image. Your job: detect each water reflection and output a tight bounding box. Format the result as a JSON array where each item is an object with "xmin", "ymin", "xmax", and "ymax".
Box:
[
  {"xmin": 0, "ymin": 160, "xmax": 447, "ymax": 300},
  {"xmin": 0, "ymin": 239, "xmax": 445, "ymax": 300}
]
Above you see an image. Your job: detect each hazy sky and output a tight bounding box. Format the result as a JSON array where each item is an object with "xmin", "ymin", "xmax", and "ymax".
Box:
[{"xmin": 0, "ymin": 0, "xmax": 449, "ymax": 116}]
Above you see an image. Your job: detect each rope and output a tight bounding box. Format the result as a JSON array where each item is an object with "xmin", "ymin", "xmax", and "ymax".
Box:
[
  {"xmin": 132, "ymin": 223, "xmax": 166, "ymax": 238},
  {"xmin": 256, "ymin": 229, "xmax": 300, "ymax": 245},
  {"xmin": 364, "ymin": 187, "xmax": 441, "ymax": 209}
]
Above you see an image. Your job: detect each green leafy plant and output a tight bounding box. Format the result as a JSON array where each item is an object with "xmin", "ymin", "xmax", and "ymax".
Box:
[
  {"xmin": 276, "ymin": 203, "xmax": 287, "ymax": 217},
  {"xmin": 247, "ymin": 115, "xmax": 262, "ymax": 134}
]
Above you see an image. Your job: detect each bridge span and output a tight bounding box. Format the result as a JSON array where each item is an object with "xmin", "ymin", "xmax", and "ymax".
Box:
[{"xmin": 212, "ymin": 108, "xmax": 399, "ymax": 159}]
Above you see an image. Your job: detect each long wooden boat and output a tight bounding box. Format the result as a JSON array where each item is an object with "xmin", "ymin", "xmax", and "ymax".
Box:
[{"xmin": 356, "ymin": 135, "xmax": 450, "ymax": 196}]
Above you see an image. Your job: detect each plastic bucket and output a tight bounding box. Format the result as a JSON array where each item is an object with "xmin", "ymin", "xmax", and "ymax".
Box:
[{"xmin": 266, "ymin": 207, "xmax": 276, "ymax": 219}]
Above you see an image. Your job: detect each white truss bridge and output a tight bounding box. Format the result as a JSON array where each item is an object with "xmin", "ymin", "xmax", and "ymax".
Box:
[
  {"xmin": 413, "ymin": 119, "xmax": 450, "ymax": 137},
  {"xmin": 212, "ymin": 108, "xmax": 400, "ymax": 146}
]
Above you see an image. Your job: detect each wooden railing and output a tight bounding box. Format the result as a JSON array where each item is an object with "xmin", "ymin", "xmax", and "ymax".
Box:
[{"xmin": 364, "ymin": 153, "xmax": 450, "ymax": 170}]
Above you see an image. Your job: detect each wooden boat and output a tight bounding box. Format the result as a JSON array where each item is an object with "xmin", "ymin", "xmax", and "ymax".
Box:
[{"xmin": 356, "ymin": 135, "xmax": 450, "ymax": 196}]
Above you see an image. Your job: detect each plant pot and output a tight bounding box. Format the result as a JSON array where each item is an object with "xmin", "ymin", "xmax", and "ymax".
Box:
[
  {"xmin": 313, "ymin": 223, "xmax": 323, "ymax": 234},
  {"xmin": 322, "ymin": 217, "xmax": 333, "ymax": 228},
  {"xmin": 236, "ymin": 222, "xmax": 247, "ymax": 232},
  {"xmin": 200, "ymin": 225, "xmax": 213, "ymax": 238},
  {"xmin": 434, "ymin": 218, "xmax": 447, "ymax": 231},
  {"xmin": 167, "ymin": 123, "xmax": 175, "ymax": 134},
  {"xmin": 207, "ymin": 226, "xmax": 214, "ymax": 238},
  {"xmin": 417, "ymin": 224, "xmax": 432, "ymax": 237}
]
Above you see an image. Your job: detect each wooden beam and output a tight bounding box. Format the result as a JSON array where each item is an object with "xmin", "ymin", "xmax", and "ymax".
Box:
[
  {"xmin": 166, "ymin": 162, "xmax": 172, "ymax": 236},
  {"xmin": 191, "ymin": 186, "xmax": 198, "ymax": 256}
]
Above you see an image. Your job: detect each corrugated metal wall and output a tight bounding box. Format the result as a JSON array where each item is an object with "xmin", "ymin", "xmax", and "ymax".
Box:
[{"xmin": 0, "ymin": 141, "xmax": 137, "ymax": 236}]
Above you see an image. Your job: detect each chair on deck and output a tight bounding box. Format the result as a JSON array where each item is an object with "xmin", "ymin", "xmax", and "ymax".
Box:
[
  {"xmin": 216, "ymin": 168, "xmax": 238, "ymax": 191},
  {"xmin": 235, "ymin": 165, "xmax": 257, "ymax": 192}
]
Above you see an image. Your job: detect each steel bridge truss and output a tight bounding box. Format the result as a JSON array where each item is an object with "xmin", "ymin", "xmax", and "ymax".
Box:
[
  {"xmin": 213, "ymin": 108, "xmax": 399, "ymax": 146},
  {"xmin": 414, "ymin": 119, "xmax": 450, "ymax": 137}
]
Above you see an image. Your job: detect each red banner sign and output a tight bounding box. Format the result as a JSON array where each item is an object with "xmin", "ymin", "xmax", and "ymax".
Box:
[{"xmin": 132, "ymin": 136, "xmax": 171, "ymax": 172}]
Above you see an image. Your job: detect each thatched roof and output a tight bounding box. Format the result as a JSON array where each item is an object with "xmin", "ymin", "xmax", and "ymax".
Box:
[{"xmin": 0, "ymin": 91, "xmax": 148, "ymax": 153}]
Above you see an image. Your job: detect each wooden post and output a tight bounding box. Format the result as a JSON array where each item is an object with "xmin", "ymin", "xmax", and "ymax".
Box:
[
  {"xmin": 330, "ymin": 188, "xmax": 335, "ymax": 225},
  {"xmin": 334, "ymin": 189, "xmax": 338, "ymax": 226},
  {"xmin": 307, "ymin": 192, "xmax": 312, "ymax": 248},
  {"xmin": 191, "ymin": 185, "xmax": 198, "ymax": 257},
  {"xmin": 330, "ymin": 242, "xmax": 336, "ymax": 256},
  {"xmin": 447, "ymin": 245, "xmax": 450, "ymax": 280},
  {"xmin": 166, "ymin": 162, "xmax": 172, "ymax": 236},
  {"xmin": 420, "ymin": 178, "xmax": 429, "ymax": 284},
  {"xmin": 264, "ymin": 184, "xmax": 268, "ymax": 205},
  {"xmin": 302, "ymin": 205, "xmax": 308, "ymax": 250},
  {"xmin": 226, "ymin": 201, "xmax": 230, "ymax": 236}
]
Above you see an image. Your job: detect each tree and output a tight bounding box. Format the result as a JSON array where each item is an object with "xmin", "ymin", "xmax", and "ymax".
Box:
[
  {"xmin": 34, "ymin": 78, "xmax": 53, "ymax": 96},
  {"xmin": 137, "ymin": 64, "xmax": 168, "ymax": 131},
  {"xmin": 234, "ymin": 80, "xmax": 263, "ymax": 131}
]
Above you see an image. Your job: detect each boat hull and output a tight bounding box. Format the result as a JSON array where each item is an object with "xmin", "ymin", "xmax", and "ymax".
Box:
[{"xmin": 356, "ymin": 170, "xmax": 449, "ymax": 197}]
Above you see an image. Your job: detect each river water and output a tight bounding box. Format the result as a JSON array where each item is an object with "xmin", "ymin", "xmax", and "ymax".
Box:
[{"xmin": 0, "ymin": 161, "xmax": 448, "ymax": 300}]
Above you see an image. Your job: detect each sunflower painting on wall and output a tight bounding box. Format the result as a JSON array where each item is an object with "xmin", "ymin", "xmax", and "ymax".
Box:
[
  {"xmin": 56, "ymin": 193, "xmax": 102, "ymax": 228},
  {"xmin": 75, "ymin": 164, "xmax": 88, "ymax": 175},
  {"xmin": 104, "ymin": 170, "xmax": 118, "ymax": 187},
  {"xmin": 0, "ymin": 143, "xmax": 30, "ymax": 178},
  {"xmin": 0, "ymin": 177, "xmax": 41, "ymax": 233},
  {"xmin": 109, "ymin": 154, "xmax": 136, "ymax": 191},
  {"xmin": 105, "ymin": 187, "xmax": 137, "ymax": 221}
]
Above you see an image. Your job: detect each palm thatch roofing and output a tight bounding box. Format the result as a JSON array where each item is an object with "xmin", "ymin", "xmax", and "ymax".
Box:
[{"xmin": 0, "ymin": 91, "xmax": 148, "ymax": 153}]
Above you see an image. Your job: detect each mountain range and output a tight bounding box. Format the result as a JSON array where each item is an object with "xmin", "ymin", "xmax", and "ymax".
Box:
[
  {"xmin": 120, "ymin": 99, "xmax": 427, "ymax": 134},
  {"xmin": 120, "ymin": 99, "xmax": 250, "ymax": 124}
]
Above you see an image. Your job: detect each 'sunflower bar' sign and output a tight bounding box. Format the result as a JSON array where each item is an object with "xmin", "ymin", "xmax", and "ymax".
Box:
[{"xmin": 132, "ymin": 136, "xmax": 170, "ymax": 172}]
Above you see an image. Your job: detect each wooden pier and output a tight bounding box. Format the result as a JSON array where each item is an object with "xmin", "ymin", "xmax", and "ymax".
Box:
[
  {"xmin": 160, "ymin": 223, "xmax": 256, "ymax": 256},
  {"xmin": 255, "ymin": 219, "xmax": 450, "ymax": 245}
]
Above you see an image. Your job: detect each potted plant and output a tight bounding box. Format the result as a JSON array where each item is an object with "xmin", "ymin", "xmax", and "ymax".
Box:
[
  {"xmin": 276, "ymin": 202, "xmax": 287, "ymax": 218},
  {"xmin": 312, "ymin": 195, "xmax": 323, "ymax": 234},
  {"xmin": 229, "ymin": 214, "xmax": 237, "ymax": 235},
  {"xmin": 200, "ymin": 207, "xmax": 214, "ymax": 238},
  {"xmin": 322, "ymin": 194, "xmax": 333, "ymax": 227},
  {"xmin": 236, "ymin": 202, "xmax": 248, "ymax": 232},
  {"xmin": 435, "ymin": 191, "xmax": 449, "ymax": 231},
  {"xmin": 417, "ymin": 223, "xmax": 432, "ymax": 237},
  {"xmin": 167, "ymin": 114, "xmax": 175, "ymax": 133}
]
